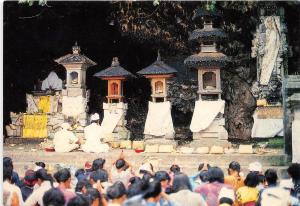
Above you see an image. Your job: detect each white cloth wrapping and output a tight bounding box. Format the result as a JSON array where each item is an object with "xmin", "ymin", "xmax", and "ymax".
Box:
[
  {"xmin": 190, "ymin": 100, "xmax": 225, "ymax": 133},
  {"xmin": 144, "ymin": 101, "xmax": 174, "ymax": 137},
  {"xmin": 101, "ymin": 105, "xmax": 123, "ymax": 134},
  {"xmin": 62, "ymin": 96, "xmax": 87, "ymax": 117},
  {"xmin": 82, "ymin": 123, "xmax": 109, "ymax": 153},
  {"xmin": 41, "ymin": 71, "xmax": 63, "ymax": 91},
  {"xmin": 53, "ymin": 128, "xmax": 79, "ymax": 152},
  {"xmin": 251, "ymin": 112, "xmax": 283, "ymax": 138},
  {"xmin": 26, "ymin": 94, "xmax": 39, "ymax": 113},
  {"xmin": 292, "ymin": 120, "xmax": 300, "ymax": 163}
]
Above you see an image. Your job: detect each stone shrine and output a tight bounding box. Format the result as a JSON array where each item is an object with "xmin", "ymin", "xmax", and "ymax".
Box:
[
  {"xmin": 286, "ymin": 75, "xmax": 300, "ymax": 163},
  {"xmin": 184, "ymin": 8, "xmax": 229, "ymax": 146},
  {"xmin": 94, "ymin": 57, "xmax": 134, "ymax": 141},
  {"xmin": 55, "ymin": 42, "xmax": 97, "ymax": 127},
  {"xmin": 251, "ymin": 4, "xmax": 287, "ymax": 138},
  {"xmin": 137, "ymin": 52, "xmax": 177, "ymax": 144}
]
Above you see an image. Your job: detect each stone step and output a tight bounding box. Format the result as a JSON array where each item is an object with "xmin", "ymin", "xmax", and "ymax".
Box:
[{"xmin": 4, "ymin": 146, "xmax": 289, "ymax": 178}]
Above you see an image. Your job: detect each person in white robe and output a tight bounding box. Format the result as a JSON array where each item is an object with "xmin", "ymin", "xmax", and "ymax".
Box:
[
  {"xmin": 53, "ymin": 123, "xmax": 79, "ymax": 153},
  {"xmin": 82, "ymin": 113, "xmax": 109, "ymax": 153}
]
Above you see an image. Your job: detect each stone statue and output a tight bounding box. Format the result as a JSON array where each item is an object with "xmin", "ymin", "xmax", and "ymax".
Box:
[
  {"xmin": 251, "ymin": 11, "xmax": 287, "ymax": 102},
  {"xmin": 260, "ymin": 16, "xmax": 281, "ymax": 85}
]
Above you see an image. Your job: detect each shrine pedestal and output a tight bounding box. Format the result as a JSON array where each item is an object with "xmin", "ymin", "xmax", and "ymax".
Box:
[
  {"xmin": 251, "ymin": 106, "xmax": 283, "ymax": 138},
  {"xmin": 191, "ymin": 119, "xmax": 229, "ymax": 148},
  {"xmin": 190, "ymin": 100, "xmax": 228, "ymax": 147},
  {"xmin": 101, "ymin": 102, "xmax": 129, "ymax": 141},
  {"xmin": 143, "ymin": 101, "xmax": 175, "ymax": 145},
  {"xmin": 144, "ymin": 135, "xmax": 177, "ymax": 147}
]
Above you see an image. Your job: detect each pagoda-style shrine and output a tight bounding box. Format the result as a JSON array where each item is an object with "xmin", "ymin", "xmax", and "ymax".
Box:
[
  {"xmin": 137, "ymin": 52, "xmax": 177, "ymax": 143},
  {"xmin": 55, "ymin": 42, "xmax": 97, "ymax": 126},
  {"xmin": 184, "ymin": 8, "xmax": 229, "ymax": 146},
  {"xmin": 94, "ymin": 57, "xmax": 134, "ymax": 140}
]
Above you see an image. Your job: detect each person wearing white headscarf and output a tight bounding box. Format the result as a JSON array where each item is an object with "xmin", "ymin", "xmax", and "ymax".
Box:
[
  {"xmin": 53, "ymin": 123, "xmax": 79, "ymax": 153},
  {"xmin": 81, "ymin": 113, "xmax": 109, "ymax": 153}
]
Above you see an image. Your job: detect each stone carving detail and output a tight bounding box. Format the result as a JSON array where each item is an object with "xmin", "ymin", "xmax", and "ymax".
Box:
[{"xmin": 251, "ymin": 7, "xmax": 287, "ymax": 102}]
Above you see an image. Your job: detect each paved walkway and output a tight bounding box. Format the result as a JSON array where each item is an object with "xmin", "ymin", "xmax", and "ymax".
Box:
[{"xmin": 3, "ymin": 143, "xmax": 289, "ymax": 178}]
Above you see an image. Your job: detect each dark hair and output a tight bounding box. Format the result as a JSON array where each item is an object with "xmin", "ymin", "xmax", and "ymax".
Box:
[
  {"xmin": 154, "ymin": 171, "xmax": 170, "ymax": 182},
  {"xmin": 92, "ymin": 158, "xmax": 106, "ymax": 171},
  {"xmin": 35, "ymin": 169, "xmax": 53, "ymax": 186},
  {"xmin": 107, "ymin": 181, "xmax": 127, "ymax": 200},
  {"xmin": 67, "ymin": 194, "xmax": 89, "ymax": 206},
  {"xmin": 198, "ymin": 163, "xmax": 211, "ymax": 171},
  {"xmin": 219, "ymin": 197, "xmax": 233, "ymax": 205},
  {"xmin": 170, "ymin": 165, "xmax": 181, "ymax": 174},
  {"xmin": 199, "ymin": 171, "xmax": 209, "ymax": 183},
  {"xmin": 287, "ymin": 163, "xmax": 300, "ymax": 181},
  {"xmin": 75, "ymin": 169, "xmax": 85, "ymax": 177},
  {"xmin": 3, "ymin": 165, "xmax": 13, "ymax": 181},
  {"xmin": 142, "ymin": 172, "xmax": 154, "ymax": 183},
  {"xmin": 172, "ymin": 173, "xmax": 192, "ymax": 192},
  {"xmin": 127, "ymin": 181, "xmax": 145, "ymax": 198},
  {"xmin": 229, "ymin": 161, "xmax": 241, "ymax": 173},
  {"xmin": 265, "ymin": 169, "xmax": 278, "ymax": 185},
  {"xmin": 208, "ymin": 167, "xmax": 224, "ymax": 183},
  {"xmin": 251, "ymin": 171, "xmax": 266, "ymax": 184},
  {"xmin": 43, "ymin": 188, "xmax": 65, "ymax": 206},
  {"xmin": 3, "ymin": 157, "xmax": 13, "ymax": 169},
  {"xmin": 24, "ymin": 169, "xmax": 37, "ymax": 185},
  {"xmin": 75, "ymin": 169, "xmax": 87, "ymax": 182},
  {"xmin": 116, "ymin": 159, "xmax": 126, "ymax": 169},
  {"xmin": 244, "ymin": 172, "xmax": 259, "ymax": 187},
  {"xmin": 35, "ymin": 162, "xmax": 46, "ymax": 168},
  {"xmin": 85, "ymin": 187, "xmax": 101, "ymax": 204},
  {"xmin": 89, "ymin": 169, "xmax": 108, "ymax": 183},
  {"xmin": 143, "ymin": 180, "xmax": 162, "ymax": 199},
  {"xmin": 75, "ymin": 179, "xmax": 92, "ymax": 193},
  {"xmin": 129, "ymin": 176, "xmax": 142, "ymax": 185},
  {"xmin": 54, "ymin": 168, "xmax": 71, "ymax": 183}
]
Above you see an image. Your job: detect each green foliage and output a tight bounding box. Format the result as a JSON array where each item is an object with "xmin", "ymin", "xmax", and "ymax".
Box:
[
  {"xmin": 267, "ymin": 137, "xmax": 285, "ymax": 149},
  {"xmin": 206, "ymin": 0, "xmax": 216, "ymax": 11}
]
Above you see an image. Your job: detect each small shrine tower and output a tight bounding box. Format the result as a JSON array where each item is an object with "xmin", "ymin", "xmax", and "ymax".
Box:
[
  {"xmin": 94, "ymin": 57, "xmax": 134, "ymax": 103},
  {"xmin": 137, "ymin": 52, "xmax": 177, "ymax": 102},
  {"xmin": 184, "ymin": 9, "xmax": 228, "ymax": 101},
  {"xmin": 55, "ymin": 42, "xmax": 96, "ymax": 126},
  {"xmin": 137, "ymin": 52, "xmax": 177, "ymax": 143},
  {"xmin": 184, "ymin": 9, "xmax": 229, "ymax": 146},
  {"xmin": 94, "ymin": 57, "xmax": 134, "ymax": 140},
  {"xmin": 55, "ymin": 42, "xmax": 96, "ymax": 97}
]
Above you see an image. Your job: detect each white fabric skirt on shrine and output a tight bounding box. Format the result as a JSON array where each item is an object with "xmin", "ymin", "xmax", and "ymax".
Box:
[
  {"xmin": 144, "ymin": 101, "xmax": 174, "ymax": 137},
  {"xmin": 101, "ymin": 104, "xmax": 124, "ymax": 134},
  {"xmin": 251, "ymin": 113, "xmax": 283, "ymax": 138},
  {"xmin": 190, "ymin": 100, "xmax": 225, "ymax": 133}
]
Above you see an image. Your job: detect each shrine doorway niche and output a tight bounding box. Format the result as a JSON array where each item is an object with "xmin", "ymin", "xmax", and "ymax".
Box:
[
  {"xmin": 70, "ymin": 71, "xmax": 79, "ymax": 84},
  {"xmin": 110, "ymin": 82, "xmax": 119, "ymax": 95},
  {"xmin": 203, "ymin": 71, "xmax": 216, "ymax": 90},
  {"xmin": 154, "ymin": 81, "xmax": 164, "ymax": 94}
]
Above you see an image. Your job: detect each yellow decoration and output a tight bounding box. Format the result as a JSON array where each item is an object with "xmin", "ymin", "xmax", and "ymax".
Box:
[
  {"xmin": 22, "ymin": 114, "xmax": 48, "ymax": 138},
  {"xmin": 38, "ymin": 96, "xmax": 51, "ymax": 113},
  {"xmin": 256, "ymin": 99, "xmax": 267, "ymax": 107}
]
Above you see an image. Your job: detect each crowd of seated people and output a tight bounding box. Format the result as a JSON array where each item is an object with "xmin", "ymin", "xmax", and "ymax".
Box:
[{"xmin": 2, "ymin": 152, "xmax": 300, "ymax": 206}]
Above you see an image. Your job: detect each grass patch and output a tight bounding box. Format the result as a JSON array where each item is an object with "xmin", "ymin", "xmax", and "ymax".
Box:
[{"xmin": 267, "ymin": 137, "xmax": 284, "ymax": 149}]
